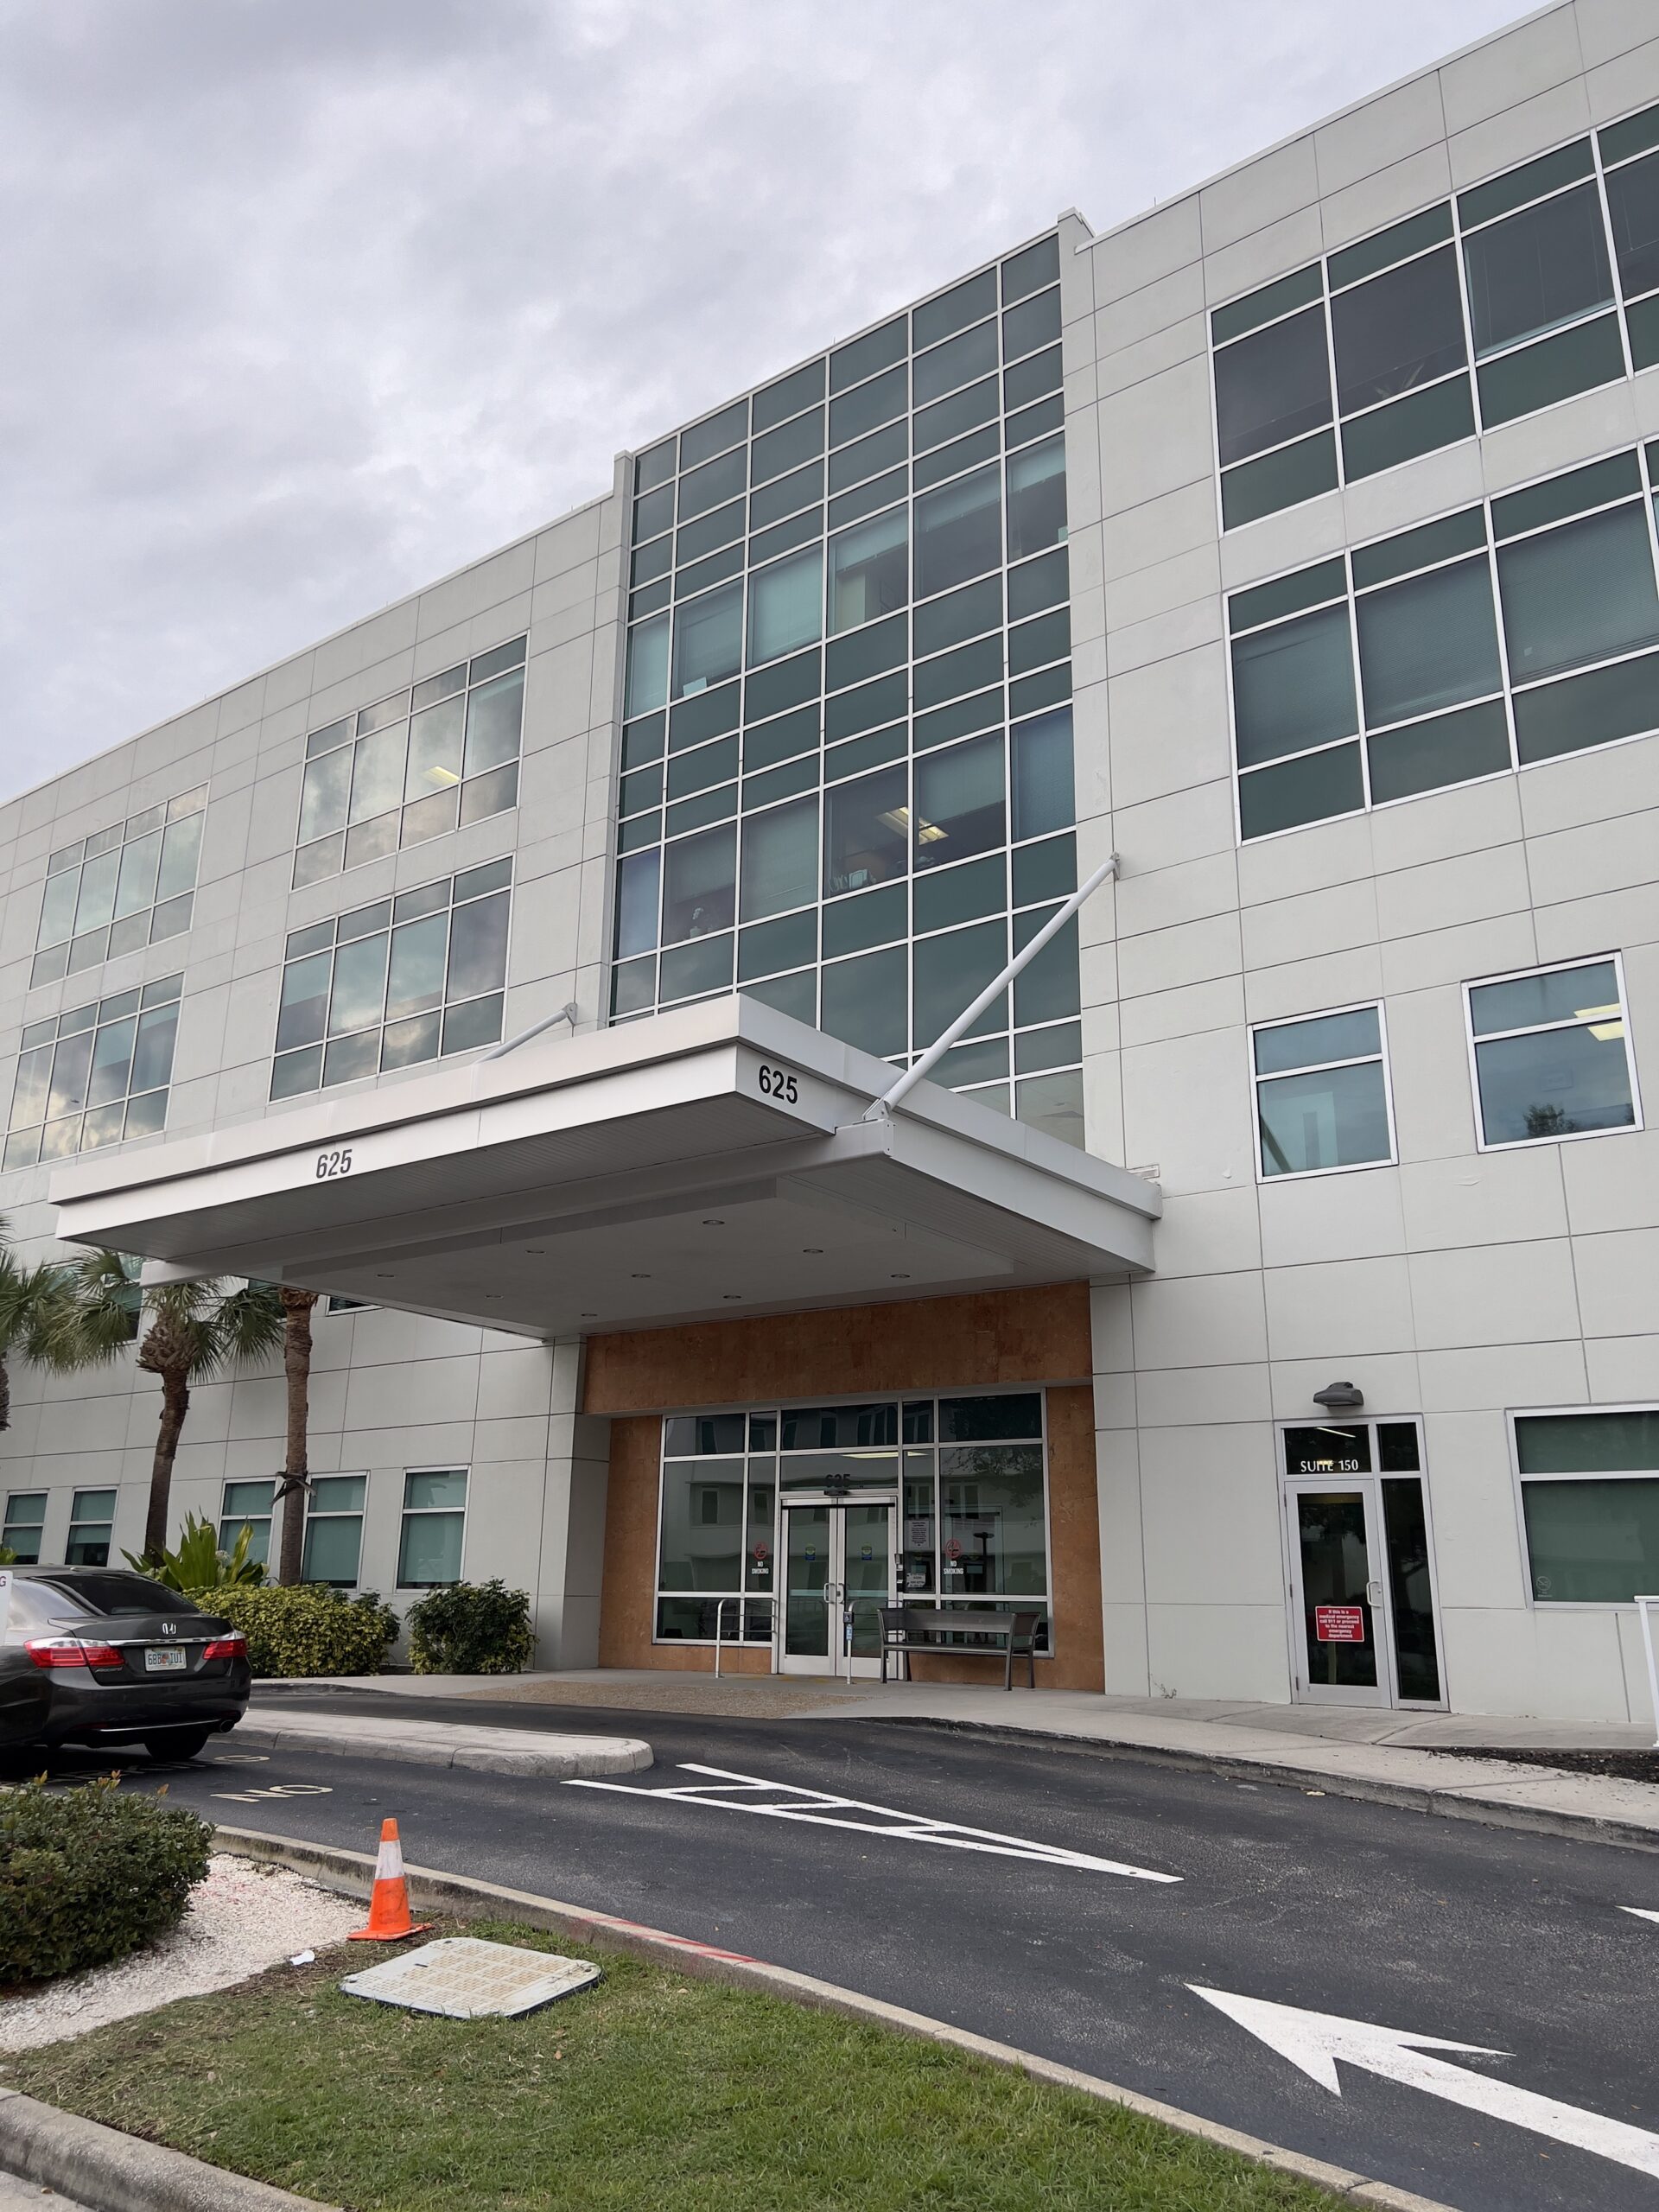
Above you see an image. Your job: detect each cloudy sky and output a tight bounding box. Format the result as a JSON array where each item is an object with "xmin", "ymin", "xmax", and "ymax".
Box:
[{"xmin": 1, "ymin": 0, "xmax": 1529, "ymax": 804}]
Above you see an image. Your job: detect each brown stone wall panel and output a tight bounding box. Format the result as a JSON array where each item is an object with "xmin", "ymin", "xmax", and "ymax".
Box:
[{"xmin": 583, "ymin": 1284, "xmax": 1092, "ymax": 1414}]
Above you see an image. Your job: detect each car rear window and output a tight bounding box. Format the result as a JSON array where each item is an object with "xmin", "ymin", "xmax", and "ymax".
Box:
[{"xmin": 23, "ymin": 1573, "xmax": 202, "ymax": 1616}]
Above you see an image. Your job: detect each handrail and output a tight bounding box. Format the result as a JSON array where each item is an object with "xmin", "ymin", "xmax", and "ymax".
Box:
[{"xmin": 713, "ymin": 1592, "xmax": 775, "ymax": 1679}]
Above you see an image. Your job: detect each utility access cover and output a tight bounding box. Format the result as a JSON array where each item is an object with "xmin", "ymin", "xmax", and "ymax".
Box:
[{"xmin": 340, "ymin": 1937, "xmax": 600, "ymax": 2019}]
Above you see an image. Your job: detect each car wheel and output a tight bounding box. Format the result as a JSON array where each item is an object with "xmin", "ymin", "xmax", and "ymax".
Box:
[{"xmin": 143, "ymin": 1727, "xmax": 213, "ymax": 1762}]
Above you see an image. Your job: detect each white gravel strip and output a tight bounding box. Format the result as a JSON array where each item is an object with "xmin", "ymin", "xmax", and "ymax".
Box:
[{"xmin": 0, "ymin": 1855, "xmax": 364, "ymax": 2052}]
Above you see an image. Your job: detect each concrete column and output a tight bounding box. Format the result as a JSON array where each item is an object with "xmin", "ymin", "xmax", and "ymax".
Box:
[{"xmin": 533, "ymin": 1336, "xmax": 611, "ymax": 1668}]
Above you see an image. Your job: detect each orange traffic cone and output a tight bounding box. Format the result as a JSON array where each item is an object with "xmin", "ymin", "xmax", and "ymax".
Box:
[{"xmin": 347, "ymin": 1817, "xmax": 430, "ymax": 1942}]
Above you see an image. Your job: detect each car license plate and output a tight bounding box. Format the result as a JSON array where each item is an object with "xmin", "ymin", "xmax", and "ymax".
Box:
[{"xmin": 143, "ymin": 1647, "xmax": 186, "ymax": 1672}]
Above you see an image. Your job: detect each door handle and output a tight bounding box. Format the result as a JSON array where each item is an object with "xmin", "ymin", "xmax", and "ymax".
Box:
[{"xmin": 1365, "ymin": 1580, "xmax": 1384, "ymax": 1607}]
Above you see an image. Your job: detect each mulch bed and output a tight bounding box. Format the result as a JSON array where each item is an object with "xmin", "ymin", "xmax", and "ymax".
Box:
[{"xmin": 1429, "ymin": 1745, "xmax": 1659, "ymax": 1785}]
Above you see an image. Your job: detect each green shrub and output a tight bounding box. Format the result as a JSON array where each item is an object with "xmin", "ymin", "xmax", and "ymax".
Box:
[
  {"xmin": 0, "ymin": 1774, "xmax": 212, "ymax": 1983},
  {"xmin": 203, "ymin": 1585, "xmax": 399, "ymax": 1678},
  {"xmin": 405, "ymin": 1580, "xmax": 534, "ymax": 1675},
  {"xmin": 126, "ymin": 1511, "xmax": 264, "ymax": 1593}
]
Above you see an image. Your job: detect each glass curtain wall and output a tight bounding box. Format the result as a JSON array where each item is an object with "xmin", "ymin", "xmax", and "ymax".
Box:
[
  {"xmin": 1210, "ymin": 98, "xmax": 1659, "ymax": 530},
  {"xmin": 613, "ymin": 233, "xmax": 1083, "ymax": 1148},
  {"xmin": 655, "ymin": 1392, "xmax": 1052, "ymax": 1644}
]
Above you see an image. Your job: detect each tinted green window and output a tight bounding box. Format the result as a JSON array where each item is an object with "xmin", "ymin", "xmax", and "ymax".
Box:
[
  {"xmin": 1003, "ymin": 346, "xmax": 1061, "ymax": 410},
  {"xmin": 666, "ymin": 737, "xmax": 736, "ymax": 801},
  {"xmin": 1341, "ymin": 375, "xmax": 1475, "ymax": 480},
  {"xmin": 741, "ymin": 798, "xmax": 819, "ymax": 921},
  {"xmin": 678, "ymin": 446, "xmax": 747, "ymax": 523},
  {"xmin": 745, "ymin": 753, "xmax": 820, "ymax": 810},
  {"xmin": 1012, "ymin": 909, "xmax": 1080, "ymax": 1027},
  {"xmin": 751, "ymin": 410, "xmax": 823, "ymax": 486},
  {"xmin": 1522, "ymin": 1479, "xmax": 1659, "ymax": 1602},
  {"xmin": 914, "ymin": 920, "xmax": 1006, "ymax": 1045},
  {"xmin": 1511, "ymin": 649, "xmax": 1659, "ymax": 762},
  {"xmin": 829, "ymin": 510, "xmax": 907, "ymax": 634},
  {"xmin": 634, "ymin": 440, "xmax": 676, "ymax": 494},
  {"xmin": 1332, "ymin": 247, "xmax": 1465, "ymax": 415},
  {"xmin": 750, "ymin": 506, "xmax": 823, "ymax": 568},
  {"xmin": 1476, "ymin": 314, "xmax": 1625, "ymax": 426},
  {"xmin": 1231, "ymin": 604, "xmax": 1358, "ymax": 767},
  {"xmin": 915, "ymin": 467, "xmax": 1002, "ymax": 598},
  {"xmin": 1013, "ymin": 834, "xmax": 1074, "ymax": 906},
  {"xmin": 677, "ymin": 498, "xmax": 745, "ymax": 564},
  {"xmin": 822, "ymin": 882, "xmax": 905, "ymax": 958},
  {"xmin": 1472, "ymin": 1027, "xmax": 1633, "ymax": 1145},
  {"xmin": 1491, "ymin": 450, "xmax": 1641, "ymax": 540},
  {"xmin": 744, "ymin": 704, "xmax": 817, "ymax": 771},
  {"xmin": 827, "ymin": 469, "xmax": 906, "ymax": 531},
  {"xmin": 670, "ymin": 681, "xmax": 740, "ymax": 752},
  {"xmin": 744, "ymin": 648, "xmax": 821, "ymax": 722},
  {"xmin": 1498, "ymin": 503, "xmax": 1659, "ymax": 685},
  {"xmin": 1214, "ymin": 307, "xmax": 1332, "ymax": 467},
  {"xmin": 747, "ymin": 549, "xmax": 822, "ymax": 667},
  {"xmin": 821, "ymin": 945, "xmax": 907, "ymax": 1058},
  {"xmin": 1606, "ymin": 150, "xmax": 1659, "ymax": 301},
  {"xmin": 914, "ymin": 269, "xmax": 996, "ymax": 352},
  {"xmin": 830, "ymin": 317, "xmax": 906, "ymax": 395},
  {"xmin": 1009, "ymin": 608, "xmax": 1069, "ymax": 676},
  {"xmin": 1519, "ymin": 1410, "xmax": 1659, "ymax": 1473},
  {"xmin": 824, "ymin": 766, "xmax": 908, "ymax": 896},
  {"xmin": 1357, "ymin": 556, "xmax": 1502, "ymax": 728},
  {"xmin": 915, "ymin": 734, "xmax": 1005, "ymax": 868},
  {"xmin": 914, "ymin": 321, "xmax": 998, "ymax": 406},
  {"xmin": 743, "ymin": 969, "xmax": 817, "ymax": 1023},
  {"xmin": 681, "ymin": 401, "xmax": 747, "ymax": 470},
  {"xmin": 1367, "ymin": 699, "xmax": 1512, "ymax": 804},
  {"xmin": 1600, "ymin": 103, "xmax": 1659, "ymax": 169},
  {"xmin": 914, "ymin": 424, "xmax": 1001, "ymax": 491},
  {"xmin": 1007, "ymin": 548, "xmax": 1067, "ymax": 622},
  {"xmin": 1458, "ymin": 139, "xmax": 1593, "ymax": 232},
  {"xmin": 915, "ymin": 635, "xmax": 1001, "ymax": 713},
  {"xmin": 913, "ymin": 853, "xmax": 1005, "ymax": 934},
  {"xmin": 1351, "ymin": 510, "xmax": 1486, "ymax": 591},
  {"xmin": 738, "ymin": 906, "xmax": 813, "ymax": 983},
  {"xmin": 915, "ymin": 377, "xmax": 1000, "ymax": 454},
  {"xmin": 830, "ymin": 364, "xmax": 907, "ymax": 447},
  {"xmin": 1221, "ymin": 431, "xmax": 1338, "ymax": 528},
  {"xmin": 914, "ymin": 576, "xmax": 1001, "ymax": 658},
  {"xmin": 749, "ymin": 462, "xmax": 823, "ymax": 531},
  {"xmin": 825, "ymin": 671, "xmax": 907, "ymax": 743},
  {"xmin": 914, "ymin": 689, "xmax": 1003, "ymax": 752},
  {"xmin": 753, "ymin": 359, "xmax": 824, "ymax": 435},
  {"xmin": 1229, "ymin": 559, "xmax": 1346, "ymax": 634},
  {"xmin": 1211, "ymin": 264, "xmax": 1321, "ymax": 346},
  {"xmin": 1003, "ymin": 288, "xmax": 1060, "ymax": 361},
  {"xmin": 1007, "ymin": 437, "xmax": 1066, "ymax": 560},
  {"xmin": 1238, "ymin": 744, "xmax": 1363, "ymax": 839},
  {"xmin": 1001, "ymin": 235, "xmax": 1059, "ymax": 306},
  {"xmin": 672, "ymin": 584, "xmax": 742, "ymax": 697},
  {"xmin": 828, "ymin": 420, "xmax": 906, "ymax": 493},
  {"xmin": 659, "ymin": 932, "xmax": 734, "ymax": 1001},
  {"xmin": 1327, "ymin": 204, "xmax": 1453, "ymax": 292}
]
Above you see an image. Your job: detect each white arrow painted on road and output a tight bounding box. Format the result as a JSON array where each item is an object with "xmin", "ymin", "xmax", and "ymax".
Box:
[
  {"xmin": 1192, "ymin": 1985, "xmax": 1659, "ymax": 2178},
  {"xmin": 565, "ymin": 1761, "xmax": 1179, "ymax": 1882},
  {"xmin": 1621, "ymin": 1906, "xmax": 1659, "ymax": 1924}
]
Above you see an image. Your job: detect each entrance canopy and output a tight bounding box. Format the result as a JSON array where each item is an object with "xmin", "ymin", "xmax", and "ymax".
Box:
[{"xmin": 49, "ymin": 1000, "xmax": 1159, "ymax": 1338}]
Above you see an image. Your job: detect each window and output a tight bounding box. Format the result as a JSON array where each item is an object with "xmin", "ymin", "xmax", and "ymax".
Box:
[
  {"xmin": 1253, "ymin": 1006, "xmax": 1393, "ymax": 1178},
  {"xmin": 829, "ymin": 509, "xmax": 907, "ymax": 632},
  {"xmin": 747, "ymin": 549, "xmax": 822, "ymax": 666},
  {"xmin": 654, "ymin": 1394, "xmax": 1050, "ymax": 1642},
  {"xmin": 3, "ymin": 1492, "xmax": 46, "ymax": 1565},
  {"xmin": 270, "ymin": 860, "xmax": 510, "ymax": 1099},
  {"xmin": 612, "ymin": 233, "xmax": 1079, "ymax": 1145},
  {"xmin": 1465, "ymin": 957, "xmax": 1639, "ymax": 1147},
  {"xmin": 1230, "ymin": 442, "xmax": 1659, "ymax": 837},
  {"xmin": 397, "ymin": 1469, "xmax": 466, "ymax": 1588},
  {"xmin": 1516, "ymin": 1410, "xmax": 1659, "ymax": 1602},
  {"xmin": 1213, "ymin": 301, "xmax": 1332, "ymax": 467},
  {"xmin": 1209, "ymin": 105, "xmax": 1659, "ymax": 528},
  {"xmin": 220, "ymin": 1480, "xmax": 275, "ymax": 1569},
  {"xmin": 66, "ymin": 1489, "xmax": 117, "ymax": 1567},
  {"xmin": 303, "ymin": 1475, "xmax": 366, "ymax": 1587},
  {"xmin": 293, "ymin": 639, "xmax": 524, "ymax": 889},
  {"xmin": 5, "ymin": 973, "xmax": 181, "ymax": 1169},
  {"xmin": 915, "ymin": 466, "xmax": 1002, "ymax": 599},
  {"xmin": 35, "ymin": 785, "xmax": 205, "ymax": 988}
]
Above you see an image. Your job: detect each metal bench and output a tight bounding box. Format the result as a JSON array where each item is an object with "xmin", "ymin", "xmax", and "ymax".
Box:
[{"xmin": 878, "ymin": 1605, "xmax": 1045, "ymax": 1689}]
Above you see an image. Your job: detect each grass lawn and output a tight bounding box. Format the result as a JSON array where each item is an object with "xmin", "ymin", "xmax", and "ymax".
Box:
[{"xmin": 3, "ymin": 1917, "xmax": 1336, "ymax": 2210}]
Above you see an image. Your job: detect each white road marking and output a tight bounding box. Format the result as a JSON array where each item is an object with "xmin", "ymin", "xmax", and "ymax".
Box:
[
  {"xmin": 1620, "ymin": 1906, "xmax": 1659, "ymax": 1924},
  {"xmin": 1193, "ymin": 1985, "xmax": 1659, "ymax": 2178},
  {"xmin": 564, "ymin": 1761, "xmax": 1179, "ymax": 1882},
  {"xmin": 211, "ymin": 1781, "xmax": 334, "ymax": 1803}
]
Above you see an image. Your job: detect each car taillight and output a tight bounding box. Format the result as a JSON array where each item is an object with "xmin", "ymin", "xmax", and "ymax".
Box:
[
  {"xmin": 202, "ymin": 1631, "xmax": 247, "ymax": 1662},
  {"xmin": 25, "ymin": 1637, "xmax": 124, "ymax": 1669}
]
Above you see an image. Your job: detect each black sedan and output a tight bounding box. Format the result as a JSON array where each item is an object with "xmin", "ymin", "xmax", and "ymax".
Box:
[{"xmin": 0, "ymin": 1567, "xmax": 251, "ymax": 1760}]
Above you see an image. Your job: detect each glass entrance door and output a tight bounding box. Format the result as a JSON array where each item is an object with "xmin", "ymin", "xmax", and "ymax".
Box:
[
  {"xmin": 1286, "ymin": 1480, "xmax": 1389, "ymax": 1706},
  {"xmin": 779, "ymin": 1498, "xmax": 896, "ymax": 1676},
  {"xmin": 1281, "ymin": 1417, "xmax": 1445, "ymax": 1708}
]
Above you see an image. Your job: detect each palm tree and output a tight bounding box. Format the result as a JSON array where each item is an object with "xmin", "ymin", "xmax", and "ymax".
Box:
[
  {"xmin": 275, "ymin": 1287, "xmax": 320, "ymax": 1586},
  {"xmin": 0, "ymin": 1221, "xmax": 80, "ymax": 1433},
  {"xmin": 53, "ymin": 1253, "xmax": 286, "ymax": 1560}
]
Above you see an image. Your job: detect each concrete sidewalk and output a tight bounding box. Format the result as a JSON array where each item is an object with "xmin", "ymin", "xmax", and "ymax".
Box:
[{"xmin": 256, "ymin": 1669, "xmax": 1659, "ymax": 1846}]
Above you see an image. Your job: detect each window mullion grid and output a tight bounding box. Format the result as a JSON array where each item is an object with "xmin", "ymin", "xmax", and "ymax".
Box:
[
  {"xmin": 1319, "ymin": 270, "xmax": 1344, "ymax": 491},
  {"xmin": 1445, "ymin": 185, "xmax": 1488, "ymax": 432},
  {"xmin": 1479, "ymin": 516, "xmax": 1522, "ymax": 778}
]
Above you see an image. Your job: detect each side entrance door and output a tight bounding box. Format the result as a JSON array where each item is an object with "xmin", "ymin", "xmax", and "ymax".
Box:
[
  {"xmin": 1281, "ymin": 1418, "xmax": 1446, "ymax": 1709},
  {"xmin": 778, "ymin": 1497, "xmax": 897, "ymax": 1677}
]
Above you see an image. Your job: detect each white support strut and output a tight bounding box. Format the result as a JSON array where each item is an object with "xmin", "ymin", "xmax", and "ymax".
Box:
[{"xmin": 865, "ymin": 851, "xmax": 1121, "ymax": 1123}]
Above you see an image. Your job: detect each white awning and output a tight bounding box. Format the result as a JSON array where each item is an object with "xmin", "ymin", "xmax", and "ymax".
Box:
[{"xmin": 49, "ymin": 999, "xmax": 1159, "ymax": 1338}]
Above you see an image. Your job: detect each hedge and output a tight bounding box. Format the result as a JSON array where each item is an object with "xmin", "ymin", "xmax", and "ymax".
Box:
[
  {"xmin": 201, "ymin": 1585, "xmax": 399, "ymax": 1678},
  {"xmin": 0, "ymin": 1775, "xmax": 212, "ymax": 1983},
  {"xmin": 404, "ymin": 1580, "xmax": 534, "ymax": 1675}
]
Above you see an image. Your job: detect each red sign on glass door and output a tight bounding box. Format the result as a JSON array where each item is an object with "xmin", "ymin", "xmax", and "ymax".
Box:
[{"xmin": 1313, "ymin": 1604, "xmax": 1365, "ymax": 1643}]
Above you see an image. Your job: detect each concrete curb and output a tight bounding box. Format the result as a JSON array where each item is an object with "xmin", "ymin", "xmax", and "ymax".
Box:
[
  {"xmin": 232, "ymin": 1713, "xmax": 651, "ymax": 1778},
  {"xmin": 213, "ymin": 1824, "xmax": 1457, "ymax": 2212},
  {"xmin": 0, "ymin": 2088, "xmax": 336, "ymax": 2212},
  {"xmin": 864, "ymin": 1715, "xmax": 1659, "ymax": 1853}
]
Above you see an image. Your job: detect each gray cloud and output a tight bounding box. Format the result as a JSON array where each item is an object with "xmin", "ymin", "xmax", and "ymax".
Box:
[{"xmin": 0, "ymin": 0, "xmax": 1525, "ymax": 800}]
